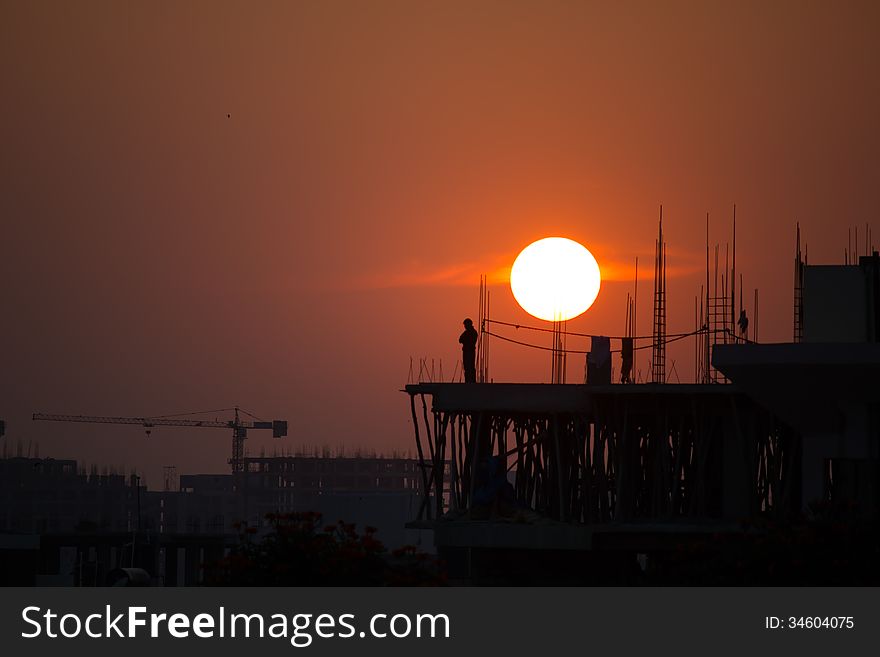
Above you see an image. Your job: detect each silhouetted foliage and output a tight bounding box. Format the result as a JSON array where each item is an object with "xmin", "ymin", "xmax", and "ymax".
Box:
[{"xmin": 205, "ymin": 512, "xmax": 445, "ymax": 586}]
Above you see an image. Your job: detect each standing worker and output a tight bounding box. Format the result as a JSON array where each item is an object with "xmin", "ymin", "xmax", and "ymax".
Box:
[{"xmin": 459, "ymin": 318, "xmax": 479, "ymax": 382}]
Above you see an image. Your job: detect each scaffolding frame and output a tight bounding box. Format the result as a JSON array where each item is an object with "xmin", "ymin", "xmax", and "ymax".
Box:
[
  {"xmin": 406, "ymin": 384, "xmax": 801, "ymax": 525},
  {"xmin": 651, "ymin": 208, "xmax": 667, "ymax": 384}
]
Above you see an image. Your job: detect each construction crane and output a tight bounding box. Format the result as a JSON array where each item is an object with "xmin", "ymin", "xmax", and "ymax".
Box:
[{"xmin": 32, "ymin": 407, "xmax": 287, "ymax": 474}]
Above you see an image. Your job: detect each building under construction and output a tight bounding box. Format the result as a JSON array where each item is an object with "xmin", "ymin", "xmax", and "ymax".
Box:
[
  {"xmin": 0, "ymin": 453, "xmax": 426, "ymax": 585},
  {"xmin": 405, "ymin": 220, "xmax": 880, "ymax": 583}
]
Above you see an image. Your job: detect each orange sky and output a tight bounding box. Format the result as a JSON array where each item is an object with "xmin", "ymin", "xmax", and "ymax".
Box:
[{"xmin": 2, "ymin": 1, "xmax": 879, "ymax": 485}]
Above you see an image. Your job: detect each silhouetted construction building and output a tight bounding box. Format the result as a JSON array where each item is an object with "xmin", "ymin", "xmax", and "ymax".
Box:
[
  {"xmin": 405, "ymin": 248, "xmax": 880, "ymax": 582},
  {"xmin": 714, "ymin": 253, "xmax": 880, "ymax": 512}
]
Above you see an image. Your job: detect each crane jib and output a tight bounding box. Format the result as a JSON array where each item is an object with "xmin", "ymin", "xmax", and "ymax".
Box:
[{"xmin": 30, "ymin": 412, "xmax": 289, "ymax": 474}]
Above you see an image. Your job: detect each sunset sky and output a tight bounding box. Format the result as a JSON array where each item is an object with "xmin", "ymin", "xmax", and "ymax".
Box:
[{"xmin": 2, "ymin": 1, "xmax": 879, "ymax": 485}]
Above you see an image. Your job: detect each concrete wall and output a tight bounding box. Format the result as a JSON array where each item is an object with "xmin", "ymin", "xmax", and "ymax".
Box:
[{"xmin": 803, "ymin": 265, "xmax": 868, "ymax": 342}]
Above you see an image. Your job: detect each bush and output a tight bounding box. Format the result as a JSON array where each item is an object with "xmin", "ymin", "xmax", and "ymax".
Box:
[{"xmin": 205, "ymin": 512, "xmax": 445, "ymax": 586}]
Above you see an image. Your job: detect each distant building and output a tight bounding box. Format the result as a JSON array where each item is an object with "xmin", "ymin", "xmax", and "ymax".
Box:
[
  {"xmin": 243, "ymin": 455, "xmax": 426, "ymax": 549},
  {"xmin": 0, "ymin": 457, "xmax": 140, "ymax": 534},
  {"xmin": 141, "ymin": 474, "xmax": 237, "ymax": 535},
  {"xmin": 0, "ymin": 452, "xmax": 430, "ymax": 584},
  {"xmin": 143, "ymin": 456, "xmax": 428, "ymax": 547}
]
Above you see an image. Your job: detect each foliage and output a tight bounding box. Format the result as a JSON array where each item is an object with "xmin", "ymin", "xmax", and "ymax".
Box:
[{"xmin": 205, "ymin": 512, "xmax": 445, "ymax": 586}]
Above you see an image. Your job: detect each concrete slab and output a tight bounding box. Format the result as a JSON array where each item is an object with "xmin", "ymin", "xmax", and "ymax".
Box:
[
  {"xmin": 405, "ymin": 382, "xmax": 740, "ymax": 414},
  {"xmin": 713, "ymin": 342, "xmax": 880, "ymax": 430}
]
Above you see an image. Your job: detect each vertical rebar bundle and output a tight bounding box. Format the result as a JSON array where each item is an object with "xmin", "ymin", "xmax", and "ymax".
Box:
[
  {"xmin": 477, "ymin": 275, "xmax": 490, "ymax": 382},
  {"xmin": 550, "ymin": 319, "xmax": 566, "ymax": 383}
]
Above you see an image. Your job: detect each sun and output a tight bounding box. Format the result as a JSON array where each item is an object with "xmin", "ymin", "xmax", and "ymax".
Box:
[{"xmin": 510, "ymin": 237, "xmax": 602, "ymax": 322}]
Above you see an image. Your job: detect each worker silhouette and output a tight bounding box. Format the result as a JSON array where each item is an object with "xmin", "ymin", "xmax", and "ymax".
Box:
[
  {"xmin": 738, "ymin": 309, "xmax": 749, "ymax": 338},
  {"xmin": 459, "ymin": 318, "xmax": 479, "ymax": 382}
]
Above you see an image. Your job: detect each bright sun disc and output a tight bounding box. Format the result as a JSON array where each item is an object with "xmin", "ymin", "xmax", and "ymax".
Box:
[{"xmin": 510, "ymin": 237, "xmax": 601, "ymax": 322}]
